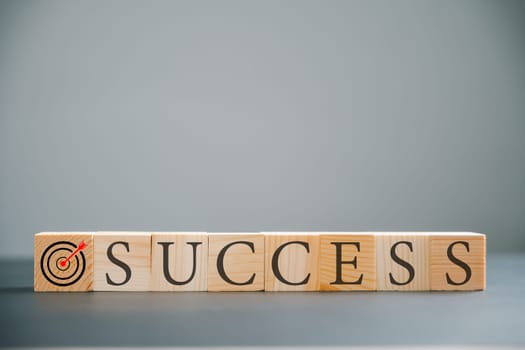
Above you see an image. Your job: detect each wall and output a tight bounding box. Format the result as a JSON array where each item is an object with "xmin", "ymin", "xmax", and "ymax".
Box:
[{"xmin": 1, "ymin": 0, "xmax": 524, "ymax": 257}]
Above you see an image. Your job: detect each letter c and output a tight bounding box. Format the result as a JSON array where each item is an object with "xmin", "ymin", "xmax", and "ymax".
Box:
[
  {"xmin": 217, "ymin": 241, "xmax": 256, "ymax": 286},
  {"xmin": 271, "ymin": 241, "xmax": 311, "ymax": 286}
]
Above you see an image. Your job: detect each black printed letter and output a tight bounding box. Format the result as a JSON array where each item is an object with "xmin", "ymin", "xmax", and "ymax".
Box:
[
  {"xmin": 271, "ymin": 241, "xmax": 310, "ymax": 285},
  {"xmin": 389, "ymin": 241, "xmax": 415, "ymax": 286},
  {"xmin": 158, "ymin": 242, "xmax": 202, "ymax": 285},
  {"xmin": 330, "ymin": 242, "xmax": 363, "ymax": 285},
  {"xmin": 217, "ymin": 241, "xmax": 256, "ymax": 285},
  {"xmin": 106, "ymin": 241, "xmax": 132, "ymax": 286},
  {"xmin": 446, "ymin": 241, "xmax": 472, "ymax": 285}
]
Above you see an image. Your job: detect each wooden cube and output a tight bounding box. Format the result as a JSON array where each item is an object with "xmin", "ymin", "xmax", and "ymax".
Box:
[
  {"xmin": 93, "ymin": 232, "xmax": 151, "ymax": 291},
  {"xmin": 430, "ymin": 232, "xmax": 486, "ymax": 291},
  {"xmin": 264, "ymin": 232, "xmax": 320, "ymax": 291},
  {"xmin": 320, "ymin": 232, "xmax": 376, "ymax": 291},
  {"xmin": 150, "ymin": 232, "xmax": 208, "ymax": 291},
  {"xmin": 34, "ymin": 232, "xmax": 94, "ymax": 292},
  {"xmin": 208, "ymin": 233, "xmax": 264, "ymax": 291},
  {"xmin": 376, "ymin": 233, "xmax": 430, "ymax": 291}
]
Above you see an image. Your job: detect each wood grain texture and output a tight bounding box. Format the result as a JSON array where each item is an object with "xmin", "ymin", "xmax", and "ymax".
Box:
[
  {"xmin": 430, "ymin": 233, "xmax": 486, "ymax": 291},
  {"xmin": 376, "ymin": 233, "xmax": 430, "ymax": 291},
  {"xmin": 150, "ymin": 232, "xmax": 208, "ymax": 291},
  {"xmin": 208, "ymin": 233, "xmax": 264, "ymax": 291},
  {"xmin": 264, "ymin": 233, "xmax": 320, "ymax": 291},
  {"xmin": 320, "ymin": 233, "xmax": 376, "ymax": 291},
  {"xmin": 93, "ymin": 232, "xmax": 151, "ymax": 291},
  {"xmin": 34, "ymin": 232, "xmax": 94, "ymax": 292}
]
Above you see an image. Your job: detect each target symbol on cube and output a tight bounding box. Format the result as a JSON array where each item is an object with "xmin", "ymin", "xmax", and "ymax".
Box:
[{"xmin": 40, "ymin": 240, "xmax": 87, "ymax": 287}]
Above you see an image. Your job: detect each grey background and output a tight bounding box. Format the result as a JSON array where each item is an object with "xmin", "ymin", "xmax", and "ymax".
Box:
[{"xmin": 1, "ymin": 0, "xmax": 524, "ymax": 258}]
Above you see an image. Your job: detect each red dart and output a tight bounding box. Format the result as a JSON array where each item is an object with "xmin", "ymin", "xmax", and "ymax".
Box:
[{"xmin": 59, "ymin": 240, "xmax": 87, "ymax": 267}]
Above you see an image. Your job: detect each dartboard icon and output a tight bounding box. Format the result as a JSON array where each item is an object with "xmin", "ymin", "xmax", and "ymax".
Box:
[{"xmin": 40, "ymin": 241, "xmax": 87, "ymax": 287}]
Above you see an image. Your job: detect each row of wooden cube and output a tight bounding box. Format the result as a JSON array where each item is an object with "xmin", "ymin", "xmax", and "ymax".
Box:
[{"xmin": 34, "ymin": 232, "xmax": 485, "ymax": 292}]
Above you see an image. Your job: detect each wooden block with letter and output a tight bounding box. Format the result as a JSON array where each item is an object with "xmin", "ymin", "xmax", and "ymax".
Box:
[
  {"xmin": 34, "ymin": 232, "xmax": 94, "ymax": 292},
  {"xmin": 430, "ymin": 232, "xmax": 486, "ymax": 291},
  {"xmin": 264, "ymin": 232, "xmax": 320, "ymax": 291},
  {"xmin": 150, "ymin": 232, "xmax": 208, "ymax": 291},
  {"xmin": 320, "ymin": 232, "xmax": 376, "ymax": 291},
  {"xmin": 93, "ymin": 232, "xmax": 151, "ymax": 291},
  {"xmin": 376, "ymin": 232, "xmax": 430, "ymax": 291},
  {"xmin": 208, "ymin": 233, "xmax": 264, "ymax": 291}
]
